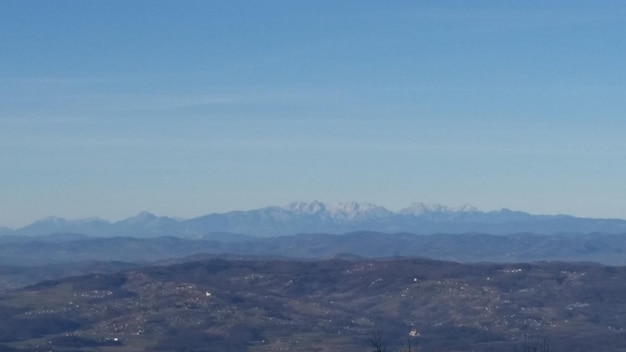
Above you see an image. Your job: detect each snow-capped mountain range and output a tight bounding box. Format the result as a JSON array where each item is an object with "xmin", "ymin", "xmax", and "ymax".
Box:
[
  {"xmin": 284, "ymin": 201, "xmax": 482, "ymax": 219},
  {"xmin": 283, "ymin": 201, "xmax": 392, "ymax": 220},
  {"xmin": 2, "ymin": 201, "xmax": 626, "ymax": 238}
]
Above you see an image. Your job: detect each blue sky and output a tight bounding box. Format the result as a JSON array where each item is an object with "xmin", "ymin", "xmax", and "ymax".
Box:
[{"xmin": 2, "ymin": 1, "xmax": 626, "ymax": 227}]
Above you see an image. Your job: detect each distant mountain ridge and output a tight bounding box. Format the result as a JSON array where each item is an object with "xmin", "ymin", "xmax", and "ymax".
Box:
[{"xmin": 4, "ymin": 201, "xmax": 626, "ymax": 237}]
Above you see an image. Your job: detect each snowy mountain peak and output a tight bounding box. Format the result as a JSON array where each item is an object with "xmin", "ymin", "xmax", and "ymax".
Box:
[
  {"xmin": 327, "ymin": 201, "xmax": 386, "ymax": 213},
  {"xmin": 323, "ymin": 201, "xmax": 392, "ymax": 220},
  {"xmin": 283, "ymin": 201, "xmax": 392, "ymax": 220},
  {"xmin": 283, "ymin": 201, "xmax": 479, "ymax": 219},
  {"xmin": 399, "ymin": 202, "xmax": 478, "ymax": 216},
  {"xmin": 284, "ymin": 201, "xmax": 327, "ymax": 214}
]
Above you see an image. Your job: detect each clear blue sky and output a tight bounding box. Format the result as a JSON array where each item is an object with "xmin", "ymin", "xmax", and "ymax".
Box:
[{"xmin": 2, "ymin": 1, "xmax": 626, "ymax": 227}]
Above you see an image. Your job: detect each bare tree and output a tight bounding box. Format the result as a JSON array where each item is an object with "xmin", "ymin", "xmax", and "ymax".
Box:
[
  {"xmin": 514, "ymin": 335, "xmax": 550, "ymax": 352},
  {"xmin": 370, "ymin": 331, "xmax": 417, "ymax": 352},
  {"xmin": 370, "ymin": 330, "xmax": 387, "ymax": 352},
  {"xmin": 398, "ymin": 337, "xmax": 414, "ymax": 352}
]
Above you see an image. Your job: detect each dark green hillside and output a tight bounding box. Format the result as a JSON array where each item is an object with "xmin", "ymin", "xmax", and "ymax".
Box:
[
  {"xmin": 0, "ymin": 261, "xmax": 140, "ymax": 290},
  {"xmin": 1, "ymin": 258, "xmax": 626, "ymax": 351}
]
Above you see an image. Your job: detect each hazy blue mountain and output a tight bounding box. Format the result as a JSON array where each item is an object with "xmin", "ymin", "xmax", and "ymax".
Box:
[
  {"xmin": 16, "ymin": 216, "xmax": 112, "ymax": 237},
  {"xmin": 4, "ymin": 201, "xmax": 626, "ymax": 237},
  {"xmin": 1, "ymin": 231, "xmax": 626, "ymax": 266},
  {"xmin": 112, "ymin": 211, "xmax": 181, "ymax": 236}
]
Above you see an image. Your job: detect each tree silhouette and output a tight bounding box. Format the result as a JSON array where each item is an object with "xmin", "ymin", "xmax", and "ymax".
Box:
[
  {"xmin": 513, "ymin": 335, "xmax": 550, "ymax": 352},
  {"xmin": 370, "ymin": 331, "xmax": 416, "ymax": 352},
  {"xmin": 370, "ymin": 330, "xmax": 387, "ymax": 352}
]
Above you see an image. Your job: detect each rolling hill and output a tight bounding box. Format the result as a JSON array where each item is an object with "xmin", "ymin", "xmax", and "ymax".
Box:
[{"xmin": 1, "ymin": 258, "xmax": 626, "ymax": 351}]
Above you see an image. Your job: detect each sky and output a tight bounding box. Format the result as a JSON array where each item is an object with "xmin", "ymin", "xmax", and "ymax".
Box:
[{"xmin": 1, "ymin": 1, "xmax": 626, "ymax": 227}]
